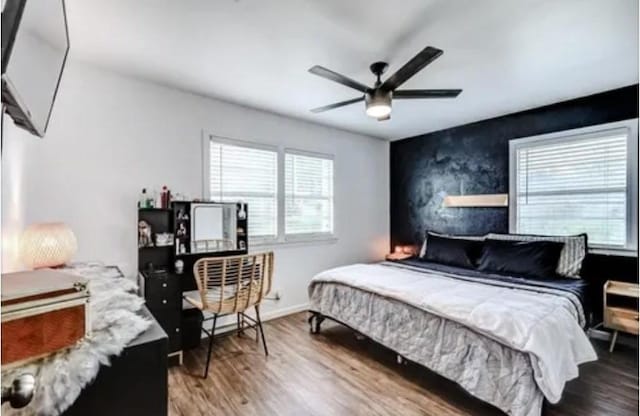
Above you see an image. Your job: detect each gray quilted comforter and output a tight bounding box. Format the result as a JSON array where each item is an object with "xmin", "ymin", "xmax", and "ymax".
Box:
[{"xmin": 308, "ymin": 262, "xmax": 596, "ymax": 416}]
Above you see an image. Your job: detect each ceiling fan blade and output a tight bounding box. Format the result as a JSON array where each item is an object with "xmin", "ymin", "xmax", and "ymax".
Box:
[
  {"xmin": 394, "ymin": 89, "xmax": 462, "ymax": 99},
  {"xmin": 381, "ymin": 47, "xmax": 443, "ymax": 91},
  {"xmin": 310, "ymin": 97, "xmax": 364, "ymax": 113},
  {"xmin": 309, "ymin": 66, "xmax": 370, "ymax": 93},
  {"xmin": 377, "ymin": 114, "xmax": 391, "ymax": 122}
]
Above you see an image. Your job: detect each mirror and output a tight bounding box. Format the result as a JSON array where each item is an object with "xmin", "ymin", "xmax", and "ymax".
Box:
[{"xmin": 190, "ymin": 203, "xmax": 237, "ymax": 253}]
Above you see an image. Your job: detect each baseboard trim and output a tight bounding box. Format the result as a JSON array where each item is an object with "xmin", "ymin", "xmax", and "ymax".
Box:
[
  {"xmin": 588, "ymin": 328, "xmax": 611, "ymax": 341},
  {"xmin": 200, "ymin": 303, "xmax": 309, "ymax": 337},
  {"xmin": 588, "ymin": 328, "xmax": 638, "ymax": 348},
  {"xmin": 261, "ymin": 302, "xmax": 310, "ymax": 321}
]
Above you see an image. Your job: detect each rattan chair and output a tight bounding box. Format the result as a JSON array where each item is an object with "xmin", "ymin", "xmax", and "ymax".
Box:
[{"xmin": 185, "ymin": 252, "xmax": 273, "ymax": 378}]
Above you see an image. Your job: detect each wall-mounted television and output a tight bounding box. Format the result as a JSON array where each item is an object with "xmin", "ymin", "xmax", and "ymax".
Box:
[{"xmin": 1, "ymin": 0, "xmax": 70, "ymax": 137}]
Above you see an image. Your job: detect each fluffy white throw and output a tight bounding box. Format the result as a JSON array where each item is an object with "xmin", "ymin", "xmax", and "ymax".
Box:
[
  {"xmin": 312, "ymin": 263, "xmax": 597, "ymax": 404},
  {"xmin": 2, "ymin": 273, "xmax": 151, "ymax": 416}
]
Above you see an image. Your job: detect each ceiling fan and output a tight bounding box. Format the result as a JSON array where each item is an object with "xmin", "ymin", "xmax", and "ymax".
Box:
[{"xmin": 308, "ymin": 46, "xmax": 462, "ymax": 121}]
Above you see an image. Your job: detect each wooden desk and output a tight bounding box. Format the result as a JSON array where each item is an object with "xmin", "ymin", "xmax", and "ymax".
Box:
[{"xmin": 603, "ymin": 280, "xmax": 639, "ymax": 352}]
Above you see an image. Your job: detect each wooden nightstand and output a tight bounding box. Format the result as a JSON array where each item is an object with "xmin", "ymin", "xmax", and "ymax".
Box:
[{"xmin": 603, "ymin": 280, "xmax": 639, "ymax": 352}]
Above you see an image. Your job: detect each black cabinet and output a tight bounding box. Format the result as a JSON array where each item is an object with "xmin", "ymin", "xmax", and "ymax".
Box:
[
  {"xmin": 139, "ymin": 271, "xmax": 182, "ymax": 356},
  {"xmin": 137, "ymin": 202, "xmax": 249, "ymax": 360},
  {"xmin": 63, "ymin": 307, "xmax": 168, "ymax": 416},
  {"xmin": 181, "ymin": 307, "xmax": 204, "ymax": 350}
]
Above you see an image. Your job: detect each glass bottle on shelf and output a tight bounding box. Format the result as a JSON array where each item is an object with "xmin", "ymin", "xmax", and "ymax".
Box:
[
  {"xmin": 138, "ymin": 188, "xmax": 147, "ymax": 208},
  {"xmin": 238, "ymin": 203, "xmax": 247, "ymax": 220}
]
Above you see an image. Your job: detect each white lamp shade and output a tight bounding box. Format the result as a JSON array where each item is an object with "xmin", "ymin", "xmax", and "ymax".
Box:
[
  {"xmin": 20, "ymin": 223, "xmax": 78, "ymax": 269},
  {"xmin": 365, "ymin": 90, "xmax": 392, "ymax": 118}
]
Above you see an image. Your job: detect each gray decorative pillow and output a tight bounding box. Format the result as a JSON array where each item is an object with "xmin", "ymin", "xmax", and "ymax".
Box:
[
  {"xmin": 485, "ymin": 233, "xmax": 587, "ymax": 278},
  {"xmin": 419, "ymin": 231, "xmax": 485, "ymax": 258}
]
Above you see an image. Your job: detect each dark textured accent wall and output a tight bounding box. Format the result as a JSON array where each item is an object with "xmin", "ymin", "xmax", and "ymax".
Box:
[
  {"xmin": 390, "ymin": 85, "xmax": 639, "ymax": 320},
  {"xmin": 391, "ymin": 84, "xmax": 638, "ymax": 246}
]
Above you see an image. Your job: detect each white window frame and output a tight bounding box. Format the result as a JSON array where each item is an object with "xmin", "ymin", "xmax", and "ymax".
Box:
[
  {"xmin": 202, "ymin": 132, "xmax": 336, "ymax": 247},
  {"xmin": 508, "ymin": 118, "xmax": 639, "ymax": 256},
  {"xmin": 203, "ymin": 134, "xmax": 279, "ymax": 245},
  {"xmin": 283, "ymin": 148, "xmax": 335, "ymax": 243}
]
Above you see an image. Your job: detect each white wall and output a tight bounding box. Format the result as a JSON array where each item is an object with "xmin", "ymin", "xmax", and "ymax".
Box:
[
  {"xmin": 1, "ymin": 120, "xmax": 40, "ymax": 271},
  {"xmin": 1, "ymin": 60, "xmax": 389, "ymax": 318}
]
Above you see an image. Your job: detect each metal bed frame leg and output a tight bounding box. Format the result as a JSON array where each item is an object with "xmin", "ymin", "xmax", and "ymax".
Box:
[
  {"xmin": 609, "ymin": 330, "xmax": 619, "ymax": 353},
  {"xmin": 203, "ymin": 314, "xmax": 218, "ymax": 379},
  {"xmin": 237, "ymin": 313, "xmax": 243, "ymax": 337},
  {"xmin": 308, "ymin": 312, "xmax": 325, "ymax": 334},
  {"xmin": 254, "ymin": 305, "xmax": 268, "ymax": 356}
]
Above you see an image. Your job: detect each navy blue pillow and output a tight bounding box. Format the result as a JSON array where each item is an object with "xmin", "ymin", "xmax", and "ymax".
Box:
[
  {"xmin": 423, "ymin": 233, "xmax": 482, "ymax": 269},
  {"xmin": 477, "ymin": 239, "xmax": 564, "ymax": 279}
]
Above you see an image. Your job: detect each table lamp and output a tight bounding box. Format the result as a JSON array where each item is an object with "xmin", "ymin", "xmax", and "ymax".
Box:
[
  {"xmin": 386, "ymin": 245, "xmax": 414, "ymax": 261},
  {"xmin": 20, "ymin": 223, "xmax": 77, "ymax": 269}
]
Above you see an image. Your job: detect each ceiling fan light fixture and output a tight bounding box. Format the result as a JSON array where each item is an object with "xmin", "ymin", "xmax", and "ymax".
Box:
[
  {"xmin": 366, "ymin": 103, "xmax": 391, "ymax": 118},
  {"xmin": 365, "ymin": 90, "xmax": 392, "ymax": 118},
  {"xmin": 308, "ymin": 46, "xmax": 461, "ymax": 118}
]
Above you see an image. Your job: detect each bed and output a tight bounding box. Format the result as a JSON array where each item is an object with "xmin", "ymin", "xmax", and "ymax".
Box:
[{"xmin": 308, "ymin": 236, "xmax": 597, "ymax": 416}]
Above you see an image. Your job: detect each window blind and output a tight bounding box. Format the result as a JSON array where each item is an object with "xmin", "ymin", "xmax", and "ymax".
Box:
[
  {"xmin": 285, "ymin": 152, "xmax": 334, "ymax": 236},
  {"xmin": 209, "ymin": 140, "xmax": 278, "ymax": 240},
  {"xmin": 514, "ymin": 131, "xmax": 628, "ymax": 248}
]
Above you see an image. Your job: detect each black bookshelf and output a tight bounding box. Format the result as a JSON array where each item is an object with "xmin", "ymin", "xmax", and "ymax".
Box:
[
  {"xmin": 138, "ymin": 208, "xmax": 173, "ymax": 272},
  {"xmin": 171, "ymin": 201, "xmax": 248, "ymax": 292},
  {"xmin": 137, "ymin": 201, "xmax": 249, "ymax": 363},
  {"xmin": 138, "ymin": 201, "xmax": 248, "ymax": 274}
]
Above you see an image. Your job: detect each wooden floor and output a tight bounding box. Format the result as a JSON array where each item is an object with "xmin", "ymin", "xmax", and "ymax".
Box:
[{"xmin": 169, "ymin": 312, "xmax": 638, "ymax": 416}]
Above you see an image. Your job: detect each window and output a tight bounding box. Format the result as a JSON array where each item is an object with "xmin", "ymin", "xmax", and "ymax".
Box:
[
  {"xmin": 285, "ymin": 151, "xmax": 334, "ymax": 237},
  {"xmin": 510, "ymin": 119, "xmax": 638, "ymax": 253},
  {"xmin": 206, "ymin": 135, "xmax": 335, "ymax": 245},
  {"xmin": 209, "ymin": 139, "xmax": 278, "ymax": 242}
]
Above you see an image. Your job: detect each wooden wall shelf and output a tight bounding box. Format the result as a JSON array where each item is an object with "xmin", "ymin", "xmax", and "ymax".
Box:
[{"xmin": 443, "ymin": 194, "xmax": 508, "ymax": 208}]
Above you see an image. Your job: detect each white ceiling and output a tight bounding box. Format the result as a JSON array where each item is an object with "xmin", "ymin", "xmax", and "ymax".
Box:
[{"xmin": 65, "ymin": 0, "xmax": 638, "ymax": 140}]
